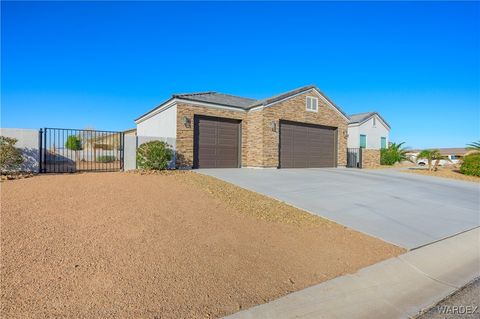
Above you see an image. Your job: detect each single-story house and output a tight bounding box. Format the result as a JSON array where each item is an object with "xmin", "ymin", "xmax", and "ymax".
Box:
[
  {"xmin": 347, "ymin": 112, "xmax": 390, "ymax": 150},
  {"xmin": 135, "ymin": 85, "xmax": 389, "ymax": 169}
]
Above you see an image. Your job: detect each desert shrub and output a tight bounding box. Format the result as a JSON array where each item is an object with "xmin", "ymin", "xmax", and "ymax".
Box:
[
  {"xmin": 65, "ymin": 135, "xmax": 82, "ymax": 151},
  {"xmin": 380, "ymin": 142, "xmax": 410, "ymax": 165},
  {"xmin": 97, "ymin": 155, "xmax": 116, "ymax": 163},
  {"xmin": 136, "ymin": 140, "xmax": 173, "ymax": 170},
  {"xmin": 460, "ymin": 153, "xmax": 480, "ymax": 177},
  {"xmin": 0, "ymin": 136, "xmax": 24, "ymax": 173}
]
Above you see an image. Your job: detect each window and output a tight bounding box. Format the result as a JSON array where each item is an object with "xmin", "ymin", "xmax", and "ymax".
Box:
[
  {"xmin": 360, "ymin": 134, "xmax": 367, "ymax": 148},
  {"xmin": 306, "ymin": 96, "xmax": 318, "ymax": 112},
  {"xmin": 381, "ymin": 137, "xmax": 387, "ymax": 149},
  {"xmin": 450, "ymin": 155, "xmax": 458, "ymax": 160},
  {"xmin": 373, "ymin": 117, "xmax": 376, "ymax": 127}
]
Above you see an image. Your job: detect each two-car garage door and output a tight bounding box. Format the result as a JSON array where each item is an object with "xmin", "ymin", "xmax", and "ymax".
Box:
[{"xmin": 279, "ymin": 121, "xmax": 336, "ymax": 168}]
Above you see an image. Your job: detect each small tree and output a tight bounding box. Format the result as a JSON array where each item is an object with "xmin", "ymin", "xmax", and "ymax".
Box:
[
  {"xmin": 65, "ymin": 135, "xmax": 82, "ymax": 161},
  {"xmin": 416, "ymin": 149, "xmax": 450, "ymax": 171},
  {"xmin": 136, "ymin": 141, "xmax": 173, "ymax": 170},
  {"xmin": 0, "ymin": 136, "xmax": 24, "ymax": 173},
  {"xmin": 380, "ymin": 142, "xmax": 411, "ymax": 165}
]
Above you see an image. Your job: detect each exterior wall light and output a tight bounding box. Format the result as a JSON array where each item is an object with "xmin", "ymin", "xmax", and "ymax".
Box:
[
  {"xmin": 343, "ymin": 129, "xmax": 349, "ymax": 138},
  {"xmin": 182, "ymin": 116, "xmax": 191, "ymax": 128},
  {"xmin": 271, "ymin": 121, "xmax": 277, "ymax": 132}
]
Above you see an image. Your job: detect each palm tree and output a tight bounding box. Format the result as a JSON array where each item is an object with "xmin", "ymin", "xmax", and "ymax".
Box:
[
  {"xmin": 380, "ymin": 142, "xmax": 412, "ymax": 165},
  {"xmin": 416, "ymin": 149, "xmax": 450, "ymax": 171},
  {"xmin": 466, "ymin": 141, "xmax": 480, "ymax": 156}
]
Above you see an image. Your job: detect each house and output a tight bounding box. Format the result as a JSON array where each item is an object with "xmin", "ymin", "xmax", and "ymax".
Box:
[
  {"xmin": 123, "ymin": 128, "xmax": 137, "ymax": 136},
  {"xmin": 347, "ymin": 112, "xmax": 390, "ymax": 150},
  {"xmin": 135, "ymin": 85, "xmax": 383, "ymax": 169}
]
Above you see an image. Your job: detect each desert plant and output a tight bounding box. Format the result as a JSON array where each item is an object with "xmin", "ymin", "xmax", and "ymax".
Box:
[
  {"xmin": 136, "ymin": 140, "xmax": 173, "ymax": 170},
  {"xmin": 0, "ymin": 136, "xmax": 24, "ymax": 172},
  {"xmin": 65, "ymin": 135, "xmax": 82, "ymax": 161},
  {"xmin": 380, "ymin": 142, "xmax": 411, "ymax": 165},
  {"xmin": 416, "ymin": 149, "xmax": 450, "ymax": 171},
  {"xmin": 466, "ymin": 141, "xmax": 480, "ymax": 151},
  {"xmin": 460, "ymin": 153, "xmax": 480, "ymax": 177},
  {"xmin": 97, "ymin": 155, "xmax": 116, "ymax": 163}
]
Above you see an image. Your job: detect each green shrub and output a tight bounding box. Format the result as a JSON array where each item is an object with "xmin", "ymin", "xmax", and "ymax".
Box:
[
  {"xmin": 460, "ymin": 153, "xmax": 480, "ymax": 177},
  {"xmin": 136, "ymin": 140, "xmax": 173, "ymax": 170},
  {"xmin": 380, "ymin": 142, "xmax": 410, "ymax": 165},
  {"xmin": 65, "ymin": 135, "xmax": 82, "ymax": 151},
  {"xmin": 0, "ymin": 136, "xmax": 24, "ymax": 173},
  {"xmin": 97, "ymin": 155, "xmax": 116, "ymax": 163}
]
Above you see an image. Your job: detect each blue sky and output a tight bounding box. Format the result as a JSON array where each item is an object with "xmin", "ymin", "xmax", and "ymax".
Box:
[{"xmin": 1, "ymin": 1, "xmax": 478, "ymax": 149}]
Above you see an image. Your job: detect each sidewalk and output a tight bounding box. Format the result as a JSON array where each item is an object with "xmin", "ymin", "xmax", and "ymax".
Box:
[{"xmin": 225, "ymin": 228, "xmax": 480, "ymax": 319}]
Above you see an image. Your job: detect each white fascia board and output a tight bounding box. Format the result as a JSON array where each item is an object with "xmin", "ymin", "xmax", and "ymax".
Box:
[
  {"xmin": 250, "ymin": 88, "xmax": 350, "ymax": 122},
  {"xmin": 352, "ymin": 114, "xmax": 391, "ymax": 131},
  {"xmin": 135, "ymin": 100, "xmax": 177, "ymax": 124}
]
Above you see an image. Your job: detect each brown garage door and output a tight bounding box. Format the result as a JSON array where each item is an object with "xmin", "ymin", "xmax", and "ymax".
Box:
[
  {"xmin": 194, "ymin": 116, "xmax": 241, "ymax": 168},
  {"xmin": 280, "ymin": 121, "xmax": 336, "ymax": 168}
]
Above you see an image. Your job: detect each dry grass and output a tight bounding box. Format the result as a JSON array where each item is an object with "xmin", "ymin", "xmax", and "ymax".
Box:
[{"xmin": 404, "ymin": 167, "xmax": 480, "ymax": 183}]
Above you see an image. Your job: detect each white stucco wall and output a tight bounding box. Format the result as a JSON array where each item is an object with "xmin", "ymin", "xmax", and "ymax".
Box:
[
  {"xmin": 0, "ymin": 128, "xmax": 40, "ymax": 172},
  {"xmin": 347, "ymin": 115, "xmax": 389, "ymax": 149},
  {"xmin": 136, "ymin": 104, "xmax": 177, "ymax": 138}
]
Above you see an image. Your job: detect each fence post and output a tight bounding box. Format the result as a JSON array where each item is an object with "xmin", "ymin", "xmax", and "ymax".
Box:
[
  {"xmin": 38, "ymin": 129, "xmax": 42, "ymax": 173},
  {"xmin": 359, "ymin": 148, "xmax": 363, "ymax": 169}
]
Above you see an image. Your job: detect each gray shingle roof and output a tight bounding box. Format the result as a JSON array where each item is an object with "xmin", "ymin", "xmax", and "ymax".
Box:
[
  {"xmin": 348, "ymin": 112, "xmax": 391, "ymax": 129},
  {"xmin": 173, "ymin": 92, "xmax": 257, "ymax": 110},
  {"xmin": 136, "ymin": 85, "xmax": 350, "ymax": 121}
]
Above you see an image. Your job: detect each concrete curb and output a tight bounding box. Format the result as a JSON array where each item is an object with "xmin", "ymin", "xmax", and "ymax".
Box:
[{"xmin": 224, "ymin": 228, "xmax": 480, "ymax": 319}]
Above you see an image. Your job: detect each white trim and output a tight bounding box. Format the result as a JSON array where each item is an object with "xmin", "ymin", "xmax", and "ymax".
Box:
[
  {"xmin": 348, "ymin": 114, "xmax": 391, "ymax": 132},
  {"xmin": 135, "ymin": 97, "xmax": 247, "ymax": 124},
  {"xmin": 252, "ymin": 88, "xmax": 349, "ymax": 121},
  {"xmin": 135, "ymin": 100, "xmax": 177, "ymax": 124},
  {"xmin": 306, "ymin": 96, "xmax": 319, "ymax": 112}
]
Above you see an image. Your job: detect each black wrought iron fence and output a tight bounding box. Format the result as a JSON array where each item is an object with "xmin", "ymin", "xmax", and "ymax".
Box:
[
  {"xmin": 39, "ymin": 128, "xmax": 124, "ymax": 173},
  {"xmin": 347, "ymin": 148, "xmax": 362, "ymax": 168}
]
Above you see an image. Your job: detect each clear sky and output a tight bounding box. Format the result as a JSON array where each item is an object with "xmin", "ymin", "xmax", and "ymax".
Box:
[{"xmin": 1, "ymin": 1, "xmax": 479, "ymax": 149}]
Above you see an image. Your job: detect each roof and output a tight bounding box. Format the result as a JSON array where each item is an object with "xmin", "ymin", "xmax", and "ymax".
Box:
[
  {"xmin": 173, "ymin": 92, "xmax": 256, "ymax": 110},
  {"xmin": 348, "ymin": 111, "xmax": 391, "ymax": 129},
  {"xmin": 136, "ymin": 85, "xmax": 349, "ymax": 122},
  {"xmin": 408, "ymin": 148, "xmax": 469, "ymax": 156}
]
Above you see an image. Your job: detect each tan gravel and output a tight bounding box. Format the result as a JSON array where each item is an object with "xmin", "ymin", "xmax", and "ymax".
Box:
[
  {"xmin": 404, "ymin": 167, "xmax": 480, "ymax": 183},
  {"xmin": 1, "ymin": 172, "xmax": 404, "ymax": 318}
]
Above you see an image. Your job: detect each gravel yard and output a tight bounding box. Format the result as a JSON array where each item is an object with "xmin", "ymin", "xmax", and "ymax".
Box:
[
  {"xmin": 1, "ymin": 172, "xmax": 404, "ymax": 318},
  {"xmin": 404, "ymin": 167, "xmax": 480, "ymax": 183}
]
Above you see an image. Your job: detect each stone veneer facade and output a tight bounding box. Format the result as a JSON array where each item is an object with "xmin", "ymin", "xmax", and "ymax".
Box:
[
  {"xmin": 361, "ymin": 149, "xmax": 381, "ymax": 168},
  {"xmin": 175, "ymin": 91, "xmax": 349, "ymax": 168}
]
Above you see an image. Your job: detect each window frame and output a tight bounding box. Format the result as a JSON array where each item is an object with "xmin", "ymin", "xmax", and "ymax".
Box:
[
  {"xmin": 360, "ymin": 134, "xmax": 367, "ymax": 149},
  {"xmin": 381, "ymin": 137, "xmax": 387, "ymax": 149},
  {"xmin": 306, "ymin": 96, "xmax": 319, "ymax": 113}
]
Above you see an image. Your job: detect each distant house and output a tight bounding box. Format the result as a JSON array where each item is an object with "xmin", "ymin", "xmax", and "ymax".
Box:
[
  {"xmin": 407, "ymin": 148, "xmax": 469, "ymax": 166},
  {"xmin": 347, "ymin": 112, "xmax": 390, "ymax": 150}
]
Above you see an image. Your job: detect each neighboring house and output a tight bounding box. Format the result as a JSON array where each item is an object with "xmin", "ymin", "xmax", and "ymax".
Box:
[
  {"xmin": 347, "ymin": 112, "xmax": 390, "ymax": 150},
  {"xmin": 407, "ymin": 148, "xmax": 468, "ymax": 166},
  {"xmin": 123, "ymin": 128, "xmax": 137, "ymax": 136},
  {"xmin": 136, "ymin": 85, "xmax": 375, "ymax": 169}
]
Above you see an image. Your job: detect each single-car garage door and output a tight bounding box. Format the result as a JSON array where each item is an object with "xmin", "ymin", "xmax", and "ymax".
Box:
[
  {"xmin": 280, "ymin": 121, "xmax": 336, "ymax": 168},
  {"xmin": 194, "ymin": 116, "xmax": 241, "ymax": 168}
]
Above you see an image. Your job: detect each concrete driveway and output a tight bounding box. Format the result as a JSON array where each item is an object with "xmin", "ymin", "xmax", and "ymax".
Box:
[{"xmin": 197, "ymin": 168, "xmax": 480, "ymax": 249}]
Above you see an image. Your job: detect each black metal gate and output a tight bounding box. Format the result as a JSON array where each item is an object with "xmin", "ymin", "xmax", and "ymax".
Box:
[
  {"xmin": 347, "ymin": 148, "xmax": 362, "ymax": 168},
  {"xmin": 39, "ymin": 128, "xmax": 124, "ymax": 173}
]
